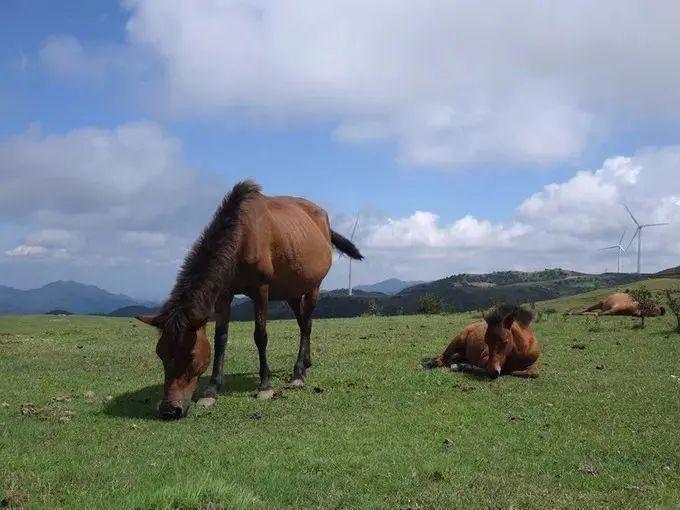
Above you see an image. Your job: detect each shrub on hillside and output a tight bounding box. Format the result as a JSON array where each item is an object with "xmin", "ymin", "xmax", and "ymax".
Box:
[
  {"xmin": 665, "ymin": 289, "xmax": 680, "ymax": 332},
  {"xmin": 629, "ymin": 286, "xmax": 656, "ymax": 328},
  {"xmin": 417, "ymin": 293, "xmax": 443, "ymax": 314}
]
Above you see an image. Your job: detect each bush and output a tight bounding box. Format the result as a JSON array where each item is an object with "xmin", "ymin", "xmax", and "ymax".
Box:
[
  {"xmin": 362, "ymin": 299, "xmax": 381, "ymax": 317},
  {"xmin": 629, "ymin": 286, "xmax": 656, "ymax": 328},
  {"xmin": 665, "ymin": 289, "xmax": 680, "ymax": 332},
  {"xmin": 417, "ymin": 293, "xmax": 443, "ymax": 314}
]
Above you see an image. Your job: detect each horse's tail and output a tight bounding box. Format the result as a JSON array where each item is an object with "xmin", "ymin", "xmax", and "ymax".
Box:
[
  {"xmin": 331, "ymin": 229, "xmax": 364, "ymax": 260},
  {"xmin": 420, "ymin": 356, "xmax": 444, "ymax": 370}
]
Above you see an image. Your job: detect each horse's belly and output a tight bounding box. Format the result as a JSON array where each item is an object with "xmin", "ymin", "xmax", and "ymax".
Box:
[{"xmin": 267, "ymin": 252, "xmax": 331, "ymax": 299}]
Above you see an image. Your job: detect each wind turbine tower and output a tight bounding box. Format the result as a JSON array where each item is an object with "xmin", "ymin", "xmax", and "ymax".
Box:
[
  {"xmin": 600, "ymin": 229, "xmax": 627, "ymax": 273},
  {"xmin": 624, "ymin": 205, "xmax": 669, "ymax": 274},
  {"xmin": 348, "ymin": 214, "xmax": 360, "ymax": 296}
]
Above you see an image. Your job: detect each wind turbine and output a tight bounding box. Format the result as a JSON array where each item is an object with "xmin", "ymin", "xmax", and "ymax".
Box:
[
  {"xmin": 624, "ymin": 205, "xmax": 669, "ymax": 274},
  {"xmin": 600, "ymin": 229, "xmax": 626, "ymax": 273},
  {"xmin": 347, "ymin": 214, "xmax": 360, "ymax": 296}
]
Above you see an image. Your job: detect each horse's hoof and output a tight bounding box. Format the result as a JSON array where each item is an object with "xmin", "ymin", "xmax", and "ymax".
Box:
[
  {"xmin": 202, "ymin": 386, "xmax": 219, "ymax": 399},
  {"xmin": 197, "ymin": 397, "xmax": 216, "ymax": 408},
  {"xmin": 290, "ymin": 379, "xmax": 304, "ymax": 388},
  {"xmin": 449, "ymin": 363, "xmax": 459, "ymax": 371},
  {"xmin": 257, "ymin": 388, "xmax": 276, "ymax": 400}
]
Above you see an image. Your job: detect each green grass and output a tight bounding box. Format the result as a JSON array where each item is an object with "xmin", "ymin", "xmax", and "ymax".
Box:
[
  {"xmin": 1, "ymin": 311, "xmax": 679, "ymax": 509},
  {"xmin": 536, "ymin": 277, "xmax": 680, "ymax": 314}
]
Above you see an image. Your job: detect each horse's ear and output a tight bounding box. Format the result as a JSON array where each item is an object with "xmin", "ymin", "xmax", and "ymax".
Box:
[{"xmin": 136, "ymin": 314, "xmax": 159, "ymax": 327}]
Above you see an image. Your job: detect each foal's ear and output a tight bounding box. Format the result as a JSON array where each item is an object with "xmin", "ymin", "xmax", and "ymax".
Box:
[{"xmin": 136, "ymin": 314, "xmax": 159, "ymax": 327}]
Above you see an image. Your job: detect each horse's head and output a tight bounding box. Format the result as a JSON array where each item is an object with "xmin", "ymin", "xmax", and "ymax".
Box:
[
  {"xmin": 483, "ymin": 304, "xmax": 519, "ymax": 378},
  {"xmin": 137, "ymin": 315, "xmax": 211, "ymax": 419}
]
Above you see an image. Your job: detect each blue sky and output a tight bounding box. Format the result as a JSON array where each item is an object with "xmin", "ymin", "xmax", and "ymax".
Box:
[{"xmin": 1, "ymin": 1, "xmax": 679, "ymax": 300}]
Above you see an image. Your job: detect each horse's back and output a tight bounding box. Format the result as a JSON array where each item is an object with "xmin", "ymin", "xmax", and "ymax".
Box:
[{"xmin": 236, "ymin": 195, "xmax": 332, "ymax": 299}]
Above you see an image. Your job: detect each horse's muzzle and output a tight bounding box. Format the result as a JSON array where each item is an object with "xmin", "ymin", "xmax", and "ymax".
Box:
[
  {"xmin": 158, "ymin": 400, "xmax": 189, "ymax": 420},
  {"xmin": 487, "ymin": 368, "xmax": 501, "ymax": 379}
]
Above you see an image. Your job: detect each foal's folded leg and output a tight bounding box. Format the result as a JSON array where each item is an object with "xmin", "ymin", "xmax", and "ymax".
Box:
[{"xmin": 510, "ymin": 364, "xmax": 539, "ymax": 378}]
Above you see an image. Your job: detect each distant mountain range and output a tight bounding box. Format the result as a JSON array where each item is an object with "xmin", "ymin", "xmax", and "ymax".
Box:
[
  {"xmin": 2, "ymin": 269, "xmax": 676, "ymax": 318},
  {"xmin": 353, "ymin": 278, "xmax": 425, "ymax": 295},
  {"xmin": 0, "ymin": 281, "xmax": 138, "ymax": 315}
]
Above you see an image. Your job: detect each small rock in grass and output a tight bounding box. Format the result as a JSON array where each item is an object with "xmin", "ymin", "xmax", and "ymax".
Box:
[
  {"xmin": 625, "ymin": 484, "xmax": 649, "ymax": 492},
  {"xmin": 256, "ymin": 388, "xmax": 280, "ymax": 400},
  {"xmin": 83, "ymin": 391, "xmax": 96, "ymax": 403},
  {"xmin": 20, "ymin": 403, "xmax": 37, "ymax": 415},
  {"xmin": 596, "ymin": 364, "xmax": 605, "ymax": 370},
  {"xmin": 508, "ymin": 415, "xmax": 525, "ymax": 425},
  {"xmin": 442, "ymin": 438, "xmax": 453, "ymax": 448},
  {"xmin": 197, "ymin": 397, "xmax": 216, "ymax": 408},
  {"xmin": 582, "ymin": 465, "xmax": 599, "ymax": 476}
]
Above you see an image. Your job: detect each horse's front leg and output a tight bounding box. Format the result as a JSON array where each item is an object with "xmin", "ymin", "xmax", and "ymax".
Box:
[
  {"xmin": 253, "ymin": 285, "xmax": 274, "ymax": 399},
  {"xmin": 202, "ymin": 295, "xmax": 233, "ymax": 400}
]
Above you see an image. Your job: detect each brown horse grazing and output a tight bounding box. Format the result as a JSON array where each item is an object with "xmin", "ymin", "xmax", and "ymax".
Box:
[
  {"xmin": 137, "ymin": 180, "xmax": 363, "ymax": 419},
  {"xmin": 421, "ymin": 304, "xmax": 541, "ymax": 379},
  {"xmin": 570, "ymin": 292, "xmax": 666, "ymax": 317}
]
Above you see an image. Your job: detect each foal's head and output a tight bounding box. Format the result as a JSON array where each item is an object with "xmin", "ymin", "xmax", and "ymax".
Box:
[
  {"xmin": 137, "ymin": 315, "xmax": 211, "ymax": 419},
  {"xmin": 483, "ymin": 304, "xmax": 521, "ymax": 378}
]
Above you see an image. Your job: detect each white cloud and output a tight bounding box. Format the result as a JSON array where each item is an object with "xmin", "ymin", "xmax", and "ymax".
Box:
[
  {"xmin": 364, "ymin": 211, "xmax": 529, "ymax": 250},
  {"xmin": 5, "ymin": 245, "xmax": 49, "ymax": 258},
  {"xmin": 323, "ymin": 146, "xmax": 680, "ymax": 288},
  {"xmin": 42, "ymin": 0, "xmax": 680, "ymax": 167},
  {"xmin": 0, "ymin": 122, "xmax": 226, "ymax": 297},
  {"xmin": 0, "ymin": 121, "xmax": 212, "ymax": 229}
]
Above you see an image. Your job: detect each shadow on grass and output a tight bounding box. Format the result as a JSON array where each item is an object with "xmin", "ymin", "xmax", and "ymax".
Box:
[{"xmin": 104, "ymin": 371, "xmax": 271, "ymax": 420}]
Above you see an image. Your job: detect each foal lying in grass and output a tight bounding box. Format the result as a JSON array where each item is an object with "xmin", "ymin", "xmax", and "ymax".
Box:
[{"xmin": 422, "ymin": 304, "xmax": 542, "ymax": 378}]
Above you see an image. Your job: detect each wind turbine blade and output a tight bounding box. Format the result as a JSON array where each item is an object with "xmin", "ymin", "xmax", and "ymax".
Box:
[
  {"xmin": 600, "ymin": 246, "xmax": 619, "ymax": 250},
  {"xmin": 625, "ymin": 228, "xmax": 640, "ymax": 251},
  {"xmin": 641, "ymin": 223, "xmax": 669, "ymax": 228},
  {"xmin": 618, "ymin": 228, "xmax": 627, "ymax": 245},
  {"xmin": 623, "ymin": 204, "xmax": 639, "ymax": 226}
]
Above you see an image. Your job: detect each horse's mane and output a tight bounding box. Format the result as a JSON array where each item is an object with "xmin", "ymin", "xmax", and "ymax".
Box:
[
  {"xmin": 157, "ymin": 179, "xmax": 261, "ymax": 337},
  {"xmin": 484, "ymin": 303, "xmax": 534, "ymax": 326}
]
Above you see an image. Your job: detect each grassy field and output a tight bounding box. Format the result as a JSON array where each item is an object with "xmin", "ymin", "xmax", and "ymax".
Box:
[
  {"xmin": 535, "ymin": 277, "xmax": 680, "ymax": 314},
  {"xmin": 1, "ymin": 305, "xmax": 679, "ymax": 508}
]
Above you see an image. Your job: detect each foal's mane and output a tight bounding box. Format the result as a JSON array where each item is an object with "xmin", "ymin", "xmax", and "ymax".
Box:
[
  {"xmin": 157, "ymin": 179, "xmax": 261, "ymax": 337},
  {"xmin": 484, "ymin": 303, "xmax": 534, "ymax": 326}
]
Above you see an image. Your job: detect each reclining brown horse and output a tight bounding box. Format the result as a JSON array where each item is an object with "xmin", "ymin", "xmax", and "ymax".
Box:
[
  {"xmin": 570, "ymin": 292, "xmax": 665, "ymax": 317},
  {"xmin": 422, "ymin": 304, "xmax": 541, "ymax": 378},
  {"xmin": 138, "ymin": 180, "xmax": 363, "ymax": 419}
]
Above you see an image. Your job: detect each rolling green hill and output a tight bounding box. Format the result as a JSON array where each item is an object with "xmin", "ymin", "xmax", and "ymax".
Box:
[{"xmin": 535, "ymin": 277, "xmax": 680, "ymax": 314}]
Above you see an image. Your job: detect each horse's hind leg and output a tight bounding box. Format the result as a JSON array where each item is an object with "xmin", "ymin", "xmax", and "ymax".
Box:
[
  {"xmin": 289, "ymin": 288, "xmax": 319, "ymax": 387},
  {"xmin": 202, "ymin": 295, "xmax": 233, "ymax": 399},
  {"xmin": 253, "ymin": 285, "xmax": 274, "ymax": 399}
]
